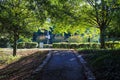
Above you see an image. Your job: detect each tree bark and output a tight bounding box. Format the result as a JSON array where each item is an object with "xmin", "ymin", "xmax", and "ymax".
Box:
[
  {"xmin": 13, "ymin": 31, "xmax": 17, "ymax": 56},
  {"xmin": 100, "ymin": 27, "xmax": 106, "ymax": 49}
]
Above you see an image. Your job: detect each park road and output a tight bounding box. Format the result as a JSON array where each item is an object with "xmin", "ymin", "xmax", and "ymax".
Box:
[{"xmin": 38, "ymin": 50, "xmax": 84, "ymax": 80}]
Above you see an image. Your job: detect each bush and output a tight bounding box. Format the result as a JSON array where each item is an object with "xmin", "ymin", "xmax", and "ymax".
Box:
[
  {"xmin": 52, "ymin": 43, "xmax": 100, "ymax": 49},
  {"xmin": 105, "ymin": 42, "xmax": 120, "ymax": 49},
  {"xmin": 52, "ymin": 42, "xmax": 120, "ymax": 49},
  {"xmin": 17, "ymin": 42, "xmax": 38, "ymax": 48},
  {"xmin": 43, "ymin": 44, "xmax": 52, "ymax": 48},
  {"xmin": 25, "ymin": 42, "xmax": 38, "ymax": 48},
  {"xmin": 17, "ymin": 42, "xmax": 25, "ymax": 48}
]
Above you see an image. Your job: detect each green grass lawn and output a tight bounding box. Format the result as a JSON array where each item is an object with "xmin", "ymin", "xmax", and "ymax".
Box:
[
  {"xmin": 78, "ymin": 49, "xmax": 120, "ymax": 80},
  {"xmin": 0, "ymin": 49, "xmax": 48, "ymax": 80}
]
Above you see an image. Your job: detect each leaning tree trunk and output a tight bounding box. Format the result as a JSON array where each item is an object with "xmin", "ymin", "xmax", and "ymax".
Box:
[
  {"xmin": 100, "ymin": 26, "xmax": 106, "ymax": 49},
  {"xmin": 13, "ymin": 31, "xmax": 17, "ymax": 56}
]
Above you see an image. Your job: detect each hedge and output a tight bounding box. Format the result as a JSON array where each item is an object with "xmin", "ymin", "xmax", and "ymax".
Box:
[
  {"xmin": 17, "ymin": 42, "xmax": 25, "ymax": 48},
  {"xmin": 105, "ymin": 42, "xmax": 120, "ymax": 49},
  {"xmin": 53, "ymin": 43, "xmax": 100, "ymax": 49},
  {"xmin": 17, "ymin": 42, "xmax": 120, "ymax": 49},
  {"xmin": 44, "ymin": 44, "xmax": 52, "ymax": 48},
  {"xmin": 17, "ymin": 42, "xmax": 38, "ymax": 48},
  {"xmin": 52, "ymin": 42, "xmax": 120, "ymax": 49}
]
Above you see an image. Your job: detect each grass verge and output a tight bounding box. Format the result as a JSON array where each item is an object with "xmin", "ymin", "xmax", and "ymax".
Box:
[{"xmin": 78, "ymin": 49, "xmax": 120, "ymax": 80}]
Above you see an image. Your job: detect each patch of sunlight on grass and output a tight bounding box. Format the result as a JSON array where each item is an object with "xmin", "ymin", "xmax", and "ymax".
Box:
[{"xmin": 0, "ymin": 52, "xmax": 21, "ymax": 65}]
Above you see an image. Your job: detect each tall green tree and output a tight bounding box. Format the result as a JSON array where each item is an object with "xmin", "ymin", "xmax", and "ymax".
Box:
[
  {"xmin": 85, "ymin": 0, "xmax": 120, "ymax": 48},
  {"xmin": 29, "ymin": 0, "xmax": 120, "ymax": 46},
  {"xmin": 32, "ymin": 0, "xmax": 83, "ymax": 35},
  {"xmin": 0, "ymin": 0, "xmax": 38, "ymax": 56},
  {"xmin": 107, "ymin": 8, "xmax": 120, "ymax": 39}
]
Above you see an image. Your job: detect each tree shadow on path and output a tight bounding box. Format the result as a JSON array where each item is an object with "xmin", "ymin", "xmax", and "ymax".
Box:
[{"xmin": 0, "ymin": 51, "xmax": 48, "ymax": 80}]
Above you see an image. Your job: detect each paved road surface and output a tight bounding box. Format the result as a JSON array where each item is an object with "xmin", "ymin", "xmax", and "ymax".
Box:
[{"xmin": 38, "ymin": 50, "xmax": 84, "ymax": 80}]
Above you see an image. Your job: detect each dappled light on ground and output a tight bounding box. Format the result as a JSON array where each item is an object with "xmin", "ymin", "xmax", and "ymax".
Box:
[{"xmin": 0, "ymin": 50, "xmax": 48, "ymax": 80}]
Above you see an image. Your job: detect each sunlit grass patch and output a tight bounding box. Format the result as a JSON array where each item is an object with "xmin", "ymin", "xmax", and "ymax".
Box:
[{"xmin": 0, "ymin": 52, "xmax": 21, "ymax": 66}]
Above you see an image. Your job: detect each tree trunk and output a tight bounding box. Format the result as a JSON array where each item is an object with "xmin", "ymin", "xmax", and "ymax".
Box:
[
  {"xmin": 100, "ymin": 27, "xmax": 106, "ymax": 49},
  {"xmin": 13, "ymin": 32, "xmax": 17, "ymax": 56}
]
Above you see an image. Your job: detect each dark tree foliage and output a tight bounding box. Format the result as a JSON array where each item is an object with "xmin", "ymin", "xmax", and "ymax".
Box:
[
  {"xmin": 0, "ymin": 0, "xmax": 37, "ymax": 56},
  {"xmin": 86, "ymin": 0, "xmax": 120, "ymax": 48}
]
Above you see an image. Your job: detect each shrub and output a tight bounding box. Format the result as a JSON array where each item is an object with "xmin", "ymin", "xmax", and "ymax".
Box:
[
  {"xmin": 17, "ymin": 42, "xmax": 38, "ymax": 48},
  {"xmin": 25, "ymin": 42, "xmax": 38, "ymax": 48},
  {"xmin": 105, "ymin": 42, "xmax": 120, "ymax": 49},
  {"xmin": 53, "ymin": 43, "xmax": 69, "ymax": 48},
  {"xmin": 52, "ymin": 42, "xmax": 120, "ymax": 49},
  {"xmin": 43, "ymin": 44, "xmax": 52, "ymax": 48},
  {"xmin": 17, "ymin": 42, "xmax": 25, "ymax": 48},
  {"xmin": 52, "ymin": 43, "xmax": 100, "ymax": 49},
  {"xmin": 91, "ymin": 43, "xmax": 100, "ymax": 48}
]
